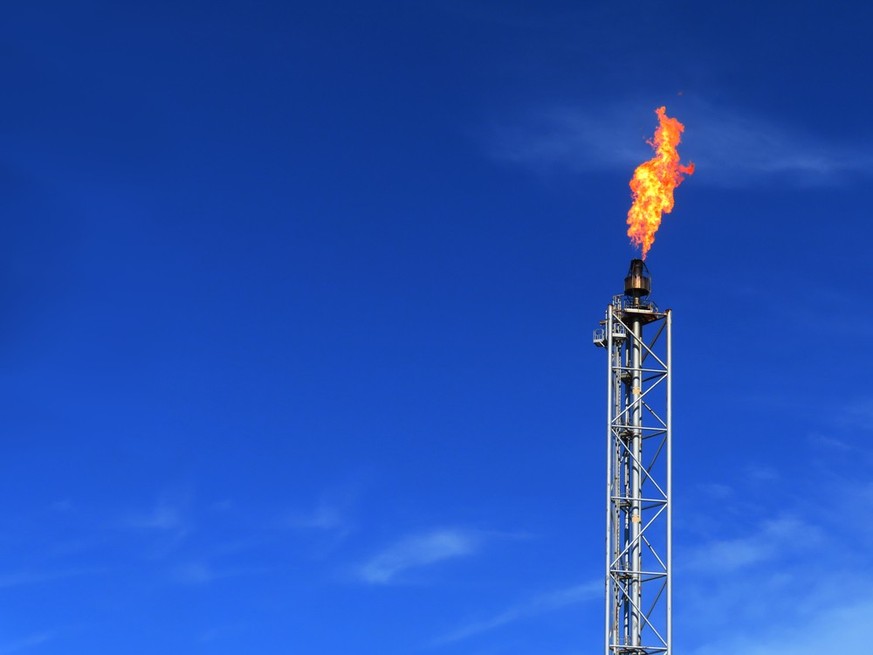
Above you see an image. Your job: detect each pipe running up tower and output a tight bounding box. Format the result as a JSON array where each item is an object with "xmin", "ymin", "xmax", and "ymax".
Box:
[{"xmin": 593, "ymin": 260, "xmax": 672, "ymax": 655}]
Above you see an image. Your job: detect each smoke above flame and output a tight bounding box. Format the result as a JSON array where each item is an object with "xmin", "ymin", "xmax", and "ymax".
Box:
[{"xmin": 626, "ymin": 106, "xmax": 694, "ymax": 259}]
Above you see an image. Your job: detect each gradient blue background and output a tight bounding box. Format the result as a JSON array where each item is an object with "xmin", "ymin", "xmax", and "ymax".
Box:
[{"xmin": 1, "ymin": 2, "xmax": 871, "ymax": 653}]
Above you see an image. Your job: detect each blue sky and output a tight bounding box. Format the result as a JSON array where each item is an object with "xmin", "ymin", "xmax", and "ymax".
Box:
[{"xmin": 1, "ymin": 1, "xmax": 872, "ymax": 653}]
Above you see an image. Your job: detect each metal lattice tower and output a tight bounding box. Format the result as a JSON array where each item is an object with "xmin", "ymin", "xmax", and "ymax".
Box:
[{"xmin": 593, "ymin": 260, "xmax": 672, "ymax": 655}]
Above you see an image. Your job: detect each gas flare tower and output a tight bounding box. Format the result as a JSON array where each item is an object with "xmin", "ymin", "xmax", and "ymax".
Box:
[{"xmin": 593, "ymin": 260, "xmax": 672, "ymax": 655}]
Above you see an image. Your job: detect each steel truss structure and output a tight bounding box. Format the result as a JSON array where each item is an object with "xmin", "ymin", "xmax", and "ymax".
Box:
[{"xmin": 594, "ymin": 275, "xmax": 672, "ymax": 655}]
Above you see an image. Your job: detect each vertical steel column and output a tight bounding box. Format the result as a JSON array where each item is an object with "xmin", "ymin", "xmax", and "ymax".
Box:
[
  {"xmin": 604, "ymin": 304, "xmax": 614, "ymax": 655},
  {"xmin": 628, "ymin": 315, "xmax": 643, "ymax": 648},
  {"xmin": 665, "ymin": 309, "xmax": 673, "ymax": 655}
]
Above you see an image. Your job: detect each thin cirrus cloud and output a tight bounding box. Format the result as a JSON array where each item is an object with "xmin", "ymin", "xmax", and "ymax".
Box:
[
  {"xmin": 286, "ymin": 502, "xmax": 353, "ymax": 539},
  {"xmin": 490, "ymin": 98, "xmax": 873, "ymax": 187},
  {"xmin": 682, "ymin": 515, "xmax": 821, "ymax": 574},
  {"xmin": 0, "ymin": 632, "xmax": 53, "ymax": 655},
  {"xmin": 120, "ymin": 500, "xmax": 194, "ymax": 557},
  {"xmin": 171, "ymin": 561, "xmax": 273, "ymax": 586},
  {"xmin": 122, "ymin": 502, "xmax": 189, "ymax": 533},
  {"xmin": 675, "ymin": 445, "xmax": 871, "ymax": 650},
  {"xmin": 357, "ymin": 528, "xmax": 481, "ymax": 585},
  {"xmin": 685, "ymin": 580, "xmax": 873, "ymax": 655},
  {"xmin": 0, "ymin": 567, "xmax": 102, "ymax": 589},
  {"xmin": 430, "ymin": 580, "xmax": 601, "ymax": 647}
]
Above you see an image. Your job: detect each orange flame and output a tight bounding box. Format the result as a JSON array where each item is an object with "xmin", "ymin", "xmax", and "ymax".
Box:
[{"xmin": 626, "ymin": 106, "xmax": 694, "ymax": 259}]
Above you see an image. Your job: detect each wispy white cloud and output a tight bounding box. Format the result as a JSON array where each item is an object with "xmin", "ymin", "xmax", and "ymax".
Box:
[
  {"xmin": 654, "ymin": 413, "xmax": 872, "ymax": 654},
  {"xmin": 357, "ymin": 528, "xmax": 481, "ymax": 584},
  {"xmin": 697, "ymin": 482, "xmax": 734, "ymax": 500},
  {"xmin": 0, "ymin": 568, "xmax": 102, "ymax": 589},
  {"xmin": 199, "ymin": 622, "xmax": 250, "ymax": 643},
  {"xmin": 170, "ymin": 561, "xmax": 271, "ymax": 585},
  {"xmin": 837, "ymin": 398, "xmax": 873, "ymax": 434},
  {"xmin": 0, "ymin": 633, "xmax": 52, "ymax": 654},
  {"xmin": 121, "ymin": 499, "xmax": 193, "ymax": 557},
  {"xmin": 431, "ymin": 581, "xmax": 601, "ymax": 646},
  {"xmin": 282, "ymin": 498, "xmax": 359, "ymax": 560},
  {"xmin": 686, "ymin": 588, "xmax": 873, "ymax": 655},
  {"xmin": 171, "ymin": 562, "xmax": 229, "ymax": 585},
  {"xmin": 677, "ymin": 459, "xmax": 870, "ymax": 650},
  {"xmin": 491, "ymin": 97, "xmax": 873, "ymax": 187},
  {"xmin": 684, "ymin": 516, "xmax": 821, "ymax": 574},
  {"xmin": 284, "ymin": 478, "xmax": 371, "ymax": 550},
  {"xmin": 123, "ymin": 503, "xmax": 188, "ymax": 532},
  {"xmin": 807, "ymin": 432, "xmax": 854, "ymax": 453},
  {"xmin": 490, "ymin": 104, "xmax": 645, "ymax": 173},
  {"xmin": 798, "ymin": 401, "xmax": 873, "ymax": 470},
  {"xmin": 48, "ymin": 499, "xmax": 73, "ymax": 513},
  {"xmin": 743, "ymin": 463, "xmax": 780, "ymax": 483},
  {"xmin": 286, "ymin": 502, "xmax": 352, "ymax": 536}
]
